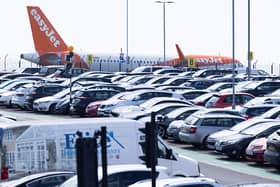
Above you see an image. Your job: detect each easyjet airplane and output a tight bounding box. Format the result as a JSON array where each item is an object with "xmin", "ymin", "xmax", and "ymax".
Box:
[{"xmin": 20, "ymin": 6, "xmax": 244, "ymax": 72}]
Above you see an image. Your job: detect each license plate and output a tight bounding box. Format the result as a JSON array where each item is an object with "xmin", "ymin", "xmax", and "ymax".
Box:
[
  {"xmin": 216, "ymin": 146, "xmax": 222, "ymax": 151},
  {"xmin": 246, "ymin": 150, "xmax": 253, "ymax": 156}
]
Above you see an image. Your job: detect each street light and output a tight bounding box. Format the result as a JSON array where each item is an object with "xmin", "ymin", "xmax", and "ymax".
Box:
[
  {"xmin": 155, "ymin": 1, "xmax": 174, "ymax": 66},
  {"xmin": 232, "ymin": 0, "xmax": 236, "ymax": 110},
  {"xmin": 247, "ymin": 0, "xmax": 251, "ymax": 80}
]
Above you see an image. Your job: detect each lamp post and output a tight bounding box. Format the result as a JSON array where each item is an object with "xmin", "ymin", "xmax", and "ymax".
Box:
[
  {"xmin": 4, "ymin": 54, "xmax": 8, "ymax": 71},
  {"xmin": 247, "ymin": 0, "xmax": 251, "ymax": 80},
  {"xmin": 232, "ymin": 0, "xmax": 236, "ymax": 110},
  {"xmin": 126, "ymin": 0, "xmax": 129, "ymax": 72},
  {"xmin": 155, "ymin": 1, "xmax": 174, "ymax": 66}
]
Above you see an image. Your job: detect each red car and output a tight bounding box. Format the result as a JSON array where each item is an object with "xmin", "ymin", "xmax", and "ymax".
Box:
[
  {"xmin": 245, "ymin": 137, "xmax": 267, "ymax": 163},
  {"xmin": 85, "ymin": 100, "xmax": 104, "ymax": 117},
  {"xmin": 205, "ymin": 92, "xmax": 254, "ymax": 108}
]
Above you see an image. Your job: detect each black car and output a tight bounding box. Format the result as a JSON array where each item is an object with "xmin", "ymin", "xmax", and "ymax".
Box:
[
  {"xmin": 215, "ymin": 121, "xmax": 280, "ymax": 159},
  {"xmin": 239, "ymin": 104, "xmax": 278, "ymax": 119},
  {"xmin": 238, "ymin": 80, "xmax": 280, "ymax": 97},
  {"xmin": 24, "ymin": 84, "xmax": 67, "ymax": 110},
  {"xmin": 182, "ymin": 79, "xmax": 216, "ymax": 90},
  {"xmin": 55, "ymin": 95, "xmax": 72, "ymax": 114},
  {"xmin": 264, "ymin": 129, "xmax": 280, "ymax": 167},
  {"xmin": 70, "ymin": 89, "xmax": 120, "ymax": 115}
]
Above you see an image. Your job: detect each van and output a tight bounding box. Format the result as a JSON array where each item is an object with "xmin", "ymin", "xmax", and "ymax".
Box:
[{"xmin": 0, "ymin": 118, "xmax": 200, "ymax": 178}]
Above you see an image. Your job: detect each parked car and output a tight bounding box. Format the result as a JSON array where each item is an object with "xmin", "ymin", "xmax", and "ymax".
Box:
[
  {"xmin": 239, "ymin": 104, "xmax": 279, "ymax": 119},
  {"xmin": 33, "ymin": 87, "xmax": 80, "ymax": 113},
  {"xmin": 176, "ymin": 90, "xmax": 210, "ymax": 100},
  {"xmin": 167, "ymin": 108, "xmax": 244, "ymax": 142},
  {"xmin": 179, "ymin": 113, "xmax": 245, "ymax": 148},
  {"xmin": 206, "ymin": 82, "xmax": 234, "ymax": 92},
  {"xmin": 0, "ymin": 171, "xmax": 74, "ymax": 187},
  {"xmin": 112, "ymin": 97, "xmax": 192, "ymax": 117},
  {"xmin": 215, "ymin": 121, "xmax": 280, "ymax": 159},
  {"xmin": 264, "ymin": 129, "xmax": 280, "ymax": 167},
  {"xmin": 11, "ymin": 83, "xmax": 36, "ymax": 109},
  {"xmin": 60, "ymin": 164, "xmax": 169, "ymax": 187},
  {"xmin": 98, "ymin": 90, "xmax": 184, "ymax": 117},
  {"xmin": 244, "ymin": 96, "xmax": 280, "ymax": 106},
  {"xmin": 70, "ymin": 89, "xmax": 120, "ymax": 115},
  {"xmin": 182, "ymin": 78, "xmax": 216, "ymax": 90},
  {"xmin": 158, "ymin": 106, "xmax": 204, "ymax": 138},
  {"xmin": 122, "ymin": 103, "xmax": 190, "ymax": 121},
  {"xmin": 205, "ymin": 92, "xmax": 254, "ymax": 108},
  {"xmin": 190, "ymin": 92, "xmax": 217, "ymax": 106},
  {"xmin": 245, "ymin": 137, "xmax": 267, "ymax": 163},
  {"xmin": 238, "ymin": 80, "xmax": 280, "ymax": 97},
  {"xmin": 206, "ymin": 118, "xmax": 277, "ymax": 150},
  {"xmin": 85, "ymin": 100, "xmax": 104, "ymax": 117},
  {"xmin": 24, "ymin": 83, "xmax": 67, "ymax": 110},
  {"xmin": 129, "ymin": 176, "xmax": 221, "ymax": 187},
  {"xmin": 260, "ymin": 106, "xmax": 280, "ymax": 119}
]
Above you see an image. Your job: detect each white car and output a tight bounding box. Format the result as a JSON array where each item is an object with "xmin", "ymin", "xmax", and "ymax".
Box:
[
  {"xmin": 60, "ymin": 164, "xmax": 170, "ymax": 187},
  {"xmin": 33, "ymin": 87, "xmax": 78, "ymax": 113},
  {"xmin": 129, "ymin": 177, "xmax": 221, "ymax": 187},
  {"xmin": 112, "ymin": 97, "xmax": 192, "ymax": 117},
  {"xmin": 11, "ymin": 83, "xmax": 36, "ymax": 109},
  {"xmin": 0, "ymin": 90, "xmax": 17, "ymax": 106},
  {"xmin": 0, "ymin": 79, "xmax": 36, "ymax": 95},
  {"xmin": 98, "ymin": 90, "xmax": 185, "ymax": 117}
]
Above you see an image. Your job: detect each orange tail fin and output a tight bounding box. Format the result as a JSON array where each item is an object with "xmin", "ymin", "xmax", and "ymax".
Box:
[
  {"xmin": 27, "ymin": 6, "xmax": 68, "ymax": 53},
  {"xmin": 175, "ymin": 44, "xmax": 186, "ymax": 61}
]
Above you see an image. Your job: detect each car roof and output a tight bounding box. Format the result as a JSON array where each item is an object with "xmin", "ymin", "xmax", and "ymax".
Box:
[
  {"xmin": 193, "ymin": 113, "xmax": 245, "ymax": 119},
  {"xmin": 130, "ymin": 177, "xmax": 219, "ymax": 187},
  {"xmin": 1, "ymin": 171, "xmax": 74, "ymax": 186}
]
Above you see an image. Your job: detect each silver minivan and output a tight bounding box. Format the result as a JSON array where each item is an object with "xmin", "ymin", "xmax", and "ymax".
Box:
[{"xmin": 178, "ymin": 113, "xmax": 245, "ymax": 148}]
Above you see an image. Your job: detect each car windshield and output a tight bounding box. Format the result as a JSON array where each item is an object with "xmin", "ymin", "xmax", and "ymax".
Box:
[
  {"xmin": 192, "ymin": 93, "xmax": 214, "ymax": 102},
  {"xmin": 240, "ymin": 123, "xmax": 275, "ymax": 136},
  {"xmin": 184, "ymin": 115, "xmax": 199, "ymax": 125},
  {"xmin": 53, "ymin": 88, "xmax": 71, "ymax": 98},
  {"xmin": 0, "ymin": 80, "xmax": 18, "ymax": 89},
  {"xmin": 242, "ymin": 81, "xmax": 261, "ymax": 89}
]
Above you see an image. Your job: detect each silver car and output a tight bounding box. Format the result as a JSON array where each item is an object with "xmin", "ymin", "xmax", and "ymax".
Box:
[{"xmin": 179, "ymin": 113, "xmax": 245, "ymax": 148}]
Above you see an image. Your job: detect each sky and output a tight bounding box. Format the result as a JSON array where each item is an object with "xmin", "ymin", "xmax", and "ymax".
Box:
[{"xmin": 0, "ymin": 0, "xmax": 280, "ymax": 73}]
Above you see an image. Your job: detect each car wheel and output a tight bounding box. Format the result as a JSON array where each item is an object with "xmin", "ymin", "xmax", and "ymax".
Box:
[
  {"xmin": 158, "ymin": 125, "xmax": 166, "ymax": 139},
  {"xmin": 49, "ymin": 104, "xmax": 56, "ymax": 114}
]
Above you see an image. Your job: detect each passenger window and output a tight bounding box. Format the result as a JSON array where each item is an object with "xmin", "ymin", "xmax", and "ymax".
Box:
[
  {"xmin": 27, "ymin": 176, "xmax": 66, "ymax": 187},
  {"xmin": 201, "ymin": 119, "xmax": 217, "ymax": 127},
  {"xmin": 217, "ymin": 118, "xmax": 233, "ymax": 127},
  {"xmin": 156, "ymin": 92, "xmax": 172, "ymax": 97},
  {"xmin": 175, "ymin": 184, "xmax": 215, "ymax": 187},
  {"xmin": 223, "ymin": 96, "xmax": 232, "ymax": 103},
  {"xmin": 242, "ymin": 95, "xmax": 253, "ymax": 104}
]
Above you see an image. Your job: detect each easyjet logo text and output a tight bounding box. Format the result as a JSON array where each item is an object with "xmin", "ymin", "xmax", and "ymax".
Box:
[{"xmin": 30, "ymin": 8, "xmax": 60, "ymax": 48}]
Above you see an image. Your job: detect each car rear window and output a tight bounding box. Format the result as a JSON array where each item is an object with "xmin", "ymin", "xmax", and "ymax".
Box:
[{"xmin": 184, "ymin": 115, "xmax": 199, "ymax": 126}]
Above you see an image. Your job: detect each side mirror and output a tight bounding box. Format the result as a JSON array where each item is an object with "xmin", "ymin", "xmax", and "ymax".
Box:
[{"xmin": 156, "ymin": 114, "xmax": 164, "ymax": 122}]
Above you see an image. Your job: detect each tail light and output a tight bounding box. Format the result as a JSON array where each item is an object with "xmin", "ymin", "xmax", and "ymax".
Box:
[
  {"xmin": 16, "ymin": 93, "xmax": 24, "ymax": 97},
  {"xmin": 189, "ymin": 127, "xmax": 197, "ymax": 133},
  {"xmin": 78, "ymin": 97, "xmax": 87, "ymax": 101},
  {"xmin": 243, "ymin": 114, "xmax": 252, "ymax": 119}
]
